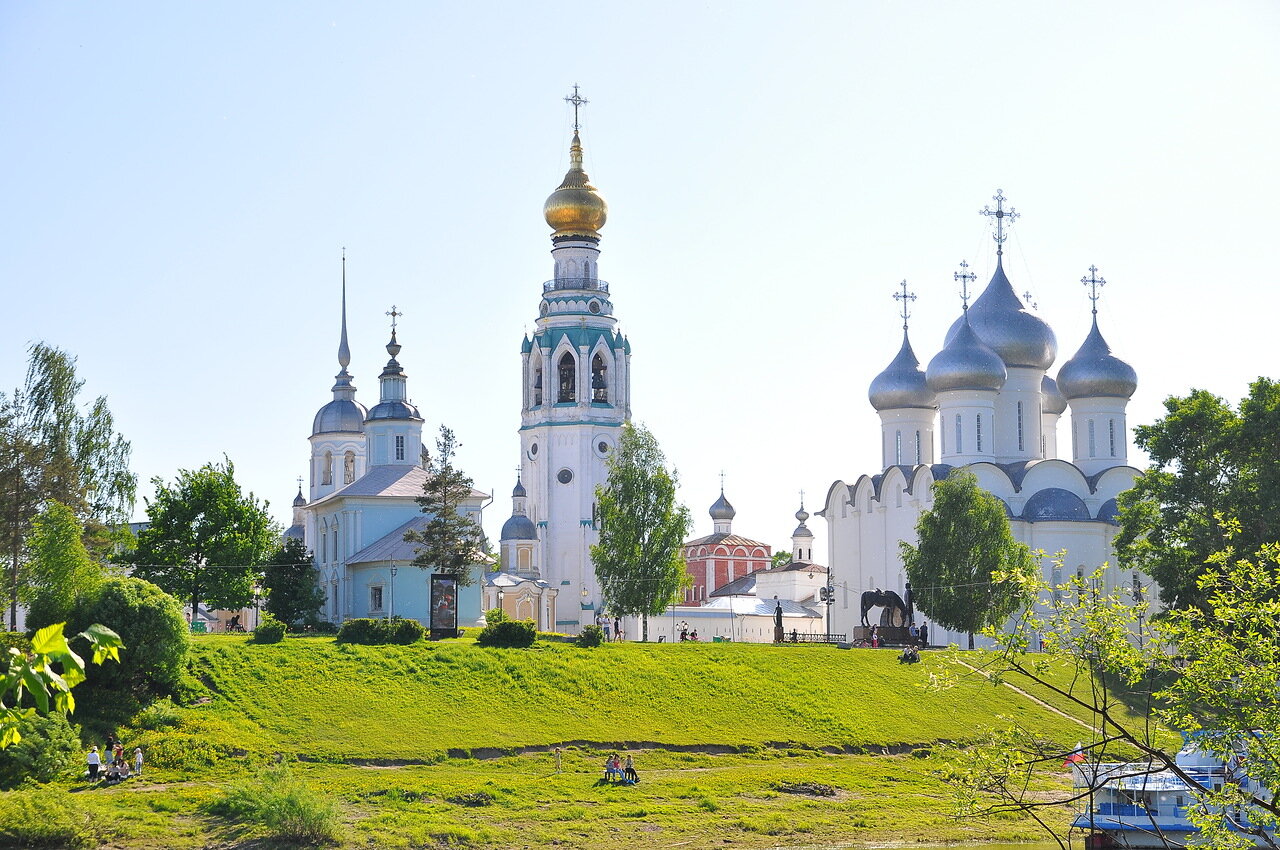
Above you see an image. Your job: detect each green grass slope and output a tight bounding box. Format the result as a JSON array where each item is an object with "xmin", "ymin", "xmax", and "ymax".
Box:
[{"xmin": 189, "ymin": 636, "xmax": 1109, "ymax": 761}]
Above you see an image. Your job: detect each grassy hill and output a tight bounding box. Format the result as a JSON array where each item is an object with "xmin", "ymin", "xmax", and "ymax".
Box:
[
  {"xmin": 8, "ymin": 635, "xmax": 1154, "ymax": 849},
  {"xmin": 186, "ymin": 634, "xmax": 1115, "ymax": 760}
]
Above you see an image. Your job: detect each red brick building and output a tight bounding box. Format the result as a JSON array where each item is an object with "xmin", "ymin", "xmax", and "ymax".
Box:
[{"xmin": 680, "ymin": 489, "xmax": 771, "ymax": 604}]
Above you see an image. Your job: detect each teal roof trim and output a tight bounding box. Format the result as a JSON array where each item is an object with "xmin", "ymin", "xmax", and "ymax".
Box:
[
  {"xmin": 533, "ymin": 326, "xmax": 617, "ymax": 352},
  {"xmin": 520, "ymin": 419, "xmax": 624, "ymax": 431}
]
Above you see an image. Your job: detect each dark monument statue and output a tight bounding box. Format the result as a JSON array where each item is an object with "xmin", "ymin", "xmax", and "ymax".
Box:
[{"xmin": 859, "ymin": 588, "xmax": 911, "ymax": 628}]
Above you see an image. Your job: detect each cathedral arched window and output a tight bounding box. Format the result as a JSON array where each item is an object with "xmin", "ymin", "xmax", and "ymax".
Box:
[
  {"xmin": 591, "ymin": 353, "xmax": 608, "ymax": 403},
  {"xmin": 1109, "ymin": 419, "xmax": 1116, "ymax": 457},
  {"xmin": 558, "ymin": 352, "xmax": 576, "ymax": 403},
  {"xmin": 1017, "ymin": 401, "xmax": 1024, "ymax": 452},
  {"xmin": 955, "ymin": 414, "xmax": 962, "ymax": 454},
  {"xmin": 894, "ymin": 430, "xmax": 902, "ymax": 465},
  {"xmin": 976, "ymin": 414, "xmax": 983, "ymax": 452},
  {"xmin": 343, "ymin": 451, "xmax": 356, "ymax": 485},
  {"xmin": 532, "ymin": 363, "xmax": 543, "ymax": 407},
  {"xmin": 395, "ymin": 435, "xmax": 405, "ymax": 461},
  {"xmin": 518, "ymin": 548, "xmax": 531, "ymax": 572},
  {"xmin": 1088, "ymin": 419, "xmax": 1097, "ymax": 458},
  {"xmin": 915, "ymin": 430, "xmax": 922, "ymax": 464},
  {"xmin": 322, "ymin": 451, "xmax": 333, "ymax": 486}
]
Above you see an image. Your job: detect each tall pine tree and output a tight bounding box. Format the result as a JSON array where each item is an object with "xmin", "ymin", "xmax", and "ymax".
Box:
[{"xmin": 405, "ymin": 426, "xmax": 486, "ymax": 586}]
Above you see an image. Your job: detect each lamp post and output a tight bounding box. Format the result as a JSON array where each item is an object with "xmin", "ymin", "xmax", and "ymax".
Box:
[
  {"xmin": 497, "ymin": 588, "xmax": 504, "ymax": 617},
  {"xmin": 389, "ymin": 562, "xmax": 397, "ymax": 620}
]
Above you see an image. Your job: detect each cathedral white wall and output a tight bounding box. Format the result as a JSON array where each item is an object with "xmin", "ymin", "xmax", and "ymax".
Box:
[
  {"xmin": 993, "ymin": 367, "xmax": 1044, "ymax": 463},
  {"xmin": 1041, "ymin": 412, "xmax": 1061, "ymax": 459},
  {"xmin": 877, "ymin": 408, "xmax": 935, "ymax": 467},
  {"xmin": 1067, "ymin": 397, "xmax": 1129, "ymax": 477},
  {"xmin": 936, "ymin": 391, "xmax": 998, "ymax": 464}
]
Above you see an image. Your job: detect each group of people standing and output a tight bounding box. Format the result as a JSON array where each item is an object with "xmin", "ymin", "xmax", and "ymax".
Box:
[
  {"xmin": 598, "ymin": 615, "xmax": 625, "ymax": 642},
  {"xmin": 87, "ymin": 736, "xmax": 143, "ymax": 785}
]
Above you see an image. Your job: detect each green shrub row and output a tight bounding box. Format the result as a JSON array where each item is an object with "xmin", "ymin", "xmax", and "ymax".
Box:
[
  {"xmin": 476, "ymin": 618, "xmax": 536, "ymax": 648},
  {"xmin": 336, "ymin": 617, "xmax": 425, "ymax": 645}
]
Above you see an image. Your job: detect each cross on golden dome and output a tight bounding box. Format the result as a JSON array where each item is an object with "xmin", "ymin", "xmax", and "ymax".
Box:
[{"xmin": 564, "ymin": 85, "xmax": 588, "ymax": 132}]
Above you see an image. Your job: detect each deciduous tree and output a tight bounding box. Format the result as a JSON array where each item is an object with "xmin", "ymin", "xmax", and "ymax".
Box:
[
  {"xmin": 0, "ymin": 343, "xmax": 135, "ymax": 628},
  {"xmin": 21, "ymin": 501, "xmax": 107, "ymax": 630},
  {"xmin": 591, "ymin": 422, "xmax": 691, "ymax": 642},
  {"xmin": 132, "ymin": 459, "xmax": 277, "ymax": 615},
  {"xmin": 1116, "ymin": 378, "xmax": 1280, "ymax": 611},
  {"xmin": 900, "ymin": 469, "xmax": 1036, "ymax": 648},
  {"xmin": 405, "ymin": 426, "xmax": 485, "ymax": 586}
]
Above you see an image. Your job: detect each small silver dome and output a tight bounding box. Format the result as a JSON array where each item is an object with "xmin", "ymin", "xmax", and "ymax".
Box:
[
  {"xmin": 927, "ymin": 317, "xmax": 1007, "ymax": 393},
  {"xmin": 513, "ymin": 478, "xmax": 527, "ymax": 498},
  {"xmin": 1041, "ymin": 375, "xmax": 1067, "ymax": 415},
  {"xmin": 312, "ymin": 398, "xmax": 368, "ymax": 435},
  {"xmin": 946, "ymin": 261, "xmax": 1057, "ymax": 370},
  {"xmin": 366, "ymin": 400, "xmax": 422, "ymax": 421},
  {"xmin": 1057, "ymin": 319, "xmax": 1137, "ymax": 400},
  {"xmin": 709, "ymin": 490, "xmax": 736, "ymax": 521},
  {"xmin": 869, "ymin": 333, "xmax": 937, "ymax": 411},
  {"xmin": 292, "ymin": 489, "xmax": 307, "ymax": 508},
  {"xmin": 792, "ymin": 522, "xmax": 814, "ymax": 539},
  {"xmin": 501, "ymin": 513, "xmax": 538, "ymax": 541}
]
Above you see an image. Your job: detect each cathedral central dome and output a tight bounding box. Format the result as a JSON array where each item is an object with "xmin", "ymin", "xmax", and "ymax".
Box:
[
  {"xmin": 946, "ymin": 261, "xmax": 1057, "ymax": 370},
  {"xmin": 544, "ymin": 132, "xmax": 608, "ymax": 239}
]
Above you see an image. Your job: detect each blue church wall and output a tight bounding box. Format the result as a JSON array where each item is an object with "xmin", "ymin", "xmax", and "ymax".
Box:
[{"xmin": 348, "ymin": 562, "xmax": 483, "ymax": 627}]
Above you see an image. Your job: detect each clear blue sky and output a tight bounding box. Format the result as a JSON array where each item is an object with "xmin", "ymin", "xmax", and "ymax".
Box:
[{"xmin": 3, "ymin": 1, "xmax": 1278, "ymax": 551}]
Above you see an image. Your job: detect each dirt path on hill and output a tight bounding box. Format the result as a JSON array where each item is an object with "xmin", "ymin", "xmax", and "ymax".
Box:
[{"xmin": 952, "ymin": 658, "xmax": 1094, "ymax": 730}]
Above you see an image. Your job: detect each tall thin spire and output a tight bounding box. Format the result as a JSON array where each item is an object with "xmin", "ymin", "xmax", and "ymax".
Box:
[
  {"xmin": 338, "ymin": 249, "xmax": 351, "ymax": 371},
  {"xmin": 1081, "ymin": 265, "xmax": 1106, "ymax": 317},
  {"xmin": 980, "ymin": 189, "xmax": 1019, "ymax": 258}
]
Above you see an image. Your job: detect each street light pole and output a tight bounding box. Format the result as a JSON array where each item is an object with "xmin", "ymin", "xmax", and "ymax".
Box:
[{"xmin": 389, "ymin": 562, "xmax": 397, "ymax": 620}]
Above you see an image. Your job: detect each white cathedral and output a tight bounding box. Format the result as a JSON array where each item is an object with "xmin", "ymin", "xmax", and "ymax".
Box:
[{"xmin": 820, "ymin": 193, "xmax": 1143, "ymax": 647}]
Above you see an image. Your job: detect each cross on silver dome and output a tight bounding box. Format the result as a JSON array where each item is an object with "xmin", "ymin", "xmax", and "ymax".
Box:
[
  {"xmin": 954, "ymin": 260, "xmax": 976, "ymax": 311},
  {"xmin": 980, "ymin": 189, "xmax": 1019, "ymax": 257},
  {"xmin": 893, "ymin": 279, "xmax": 916, "ymax": 331},
  {"xmin": 1082, "ymin": 265, "xmax": 1106, "ymax": 316},
  {"xmin": 1022, "ymin": 290, "xmax": 1038, "ymax": 311},
  {"xmin": 386, "ymin": 304, "xmax": 403, "ymax": 332},
  {"xmin": 564, "ymin": 85, "xmax": 588, "ymax": 132}
]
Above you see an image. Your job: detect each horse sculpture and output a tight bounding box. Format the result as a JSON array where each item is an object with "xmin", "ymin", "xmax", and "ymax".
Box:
[{"xmin": 860, "ymin": 589, "xmax": 911, "ymax": 628}]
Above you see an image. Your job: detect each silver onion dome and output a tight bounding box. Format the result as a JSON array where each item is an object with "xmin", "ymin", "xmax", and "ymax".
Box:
[
  {"xmin": 365, "ymin": 399, "xmax": 422, "ymax": 421},
  {"xmin": 869, "ymin": 332, "xmax": 937, "ymax": 411},
  {"xmin": 500, "ymin": 513, "xmax": 538, "ymax": 541},
  {"xmin": 312, "ymin": 397, "xmax": 368, "ymax": 435},
  {"xmin": 513, "ymin": 478, "xmax": 527, "ymax": 498},
  {"xmin": 792, "ymin": 505, "xmax": 813, "ymax": 538},
  {"xmin": 1057, "ymin": 319, "xmax": 1137, "ymax": 400},
  {"xmin": 946, "ymin": 260, "xmax": 1057, "ymax": 370},
  {"xmin": 927, "ymin": 317, "xmax": 1007, "ymax": 393},
  {"xmin": 1041, "ymin": 375, "xmax": 1067, "ymax": 415},
  {"xmin": 709, "ymin": 490, "xmax": 736, "ymax": 521}
]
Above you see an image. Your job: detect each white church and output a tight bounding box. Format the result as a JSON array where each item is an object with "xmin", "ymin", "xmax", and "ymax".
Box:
[{"xmin": 819, "ymin": 193, "xmax": 1143, "ymax": 647}]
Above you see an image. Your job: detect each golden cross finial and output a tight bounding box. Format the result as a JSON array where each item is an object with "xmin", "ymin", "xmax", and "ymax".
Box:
[
  {"xmin": 954, "ymin": 260, "xmax": 977, "ymax": 311},
  {"xmin": 892, "ymin": 279, "xmax": 916, "ymax": 332},
  {"xmin": 1081, "ymin": 265, "xmax": 1106, "ymax": 317},
  {"xmin": 564, "ymin": 85, "xmax": 589, "ymax": 132},
  {"xmin": 980, "ymin": 189, "xmax": 1019, "ymax": 257},
  {"xmin": 386, "ymin": 304, "xmax": 402, "ymax": 332}
]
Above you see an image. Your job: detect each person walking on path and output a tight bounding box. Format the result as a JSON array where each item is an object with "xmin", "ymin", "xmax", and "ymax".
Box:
[
  {"xmin": 134, "ymin": 747, "xmax": 144, "ymax": 776},
  {"xmin": 87, "ymin": 746, "xmax": 101, "ymax": 781}
]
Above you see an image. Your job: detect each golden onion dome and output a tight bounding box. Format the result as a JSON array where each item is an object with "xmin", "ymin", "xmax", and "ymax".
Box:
[{"xmin": 543, "ymin": 132, "xmax": 607, "ymax": 238}]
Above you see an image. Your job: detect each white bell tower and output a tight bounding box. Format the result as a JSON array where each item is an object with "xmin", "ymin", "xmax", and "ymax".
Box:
[{"xmin": 518, "ymin": 89, "xmax": 631, "ymax": 632}]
